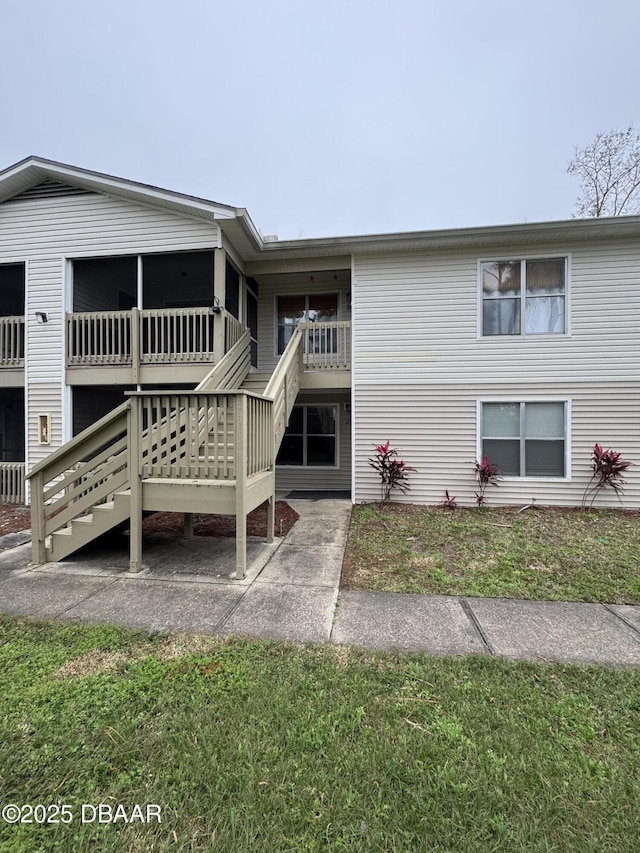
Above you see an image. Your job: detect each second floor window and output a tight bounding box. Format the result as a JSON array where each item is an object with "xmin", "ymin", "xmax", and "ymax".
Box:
[
  {"xmin": 481, "ymin": 258, "xmax": 566, "ymax": 336},
  {"xmin": 277, "ymin": 294, "xmax": 338, "ymax": 354}
]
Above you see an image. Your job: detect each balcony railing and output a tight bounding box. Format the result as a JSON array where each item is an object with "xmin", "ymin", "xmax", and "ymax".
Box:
[
  {"xmin": 0, "ymin": 462, "xmax": 25, "ymax": 504},
  {"xmin": 140, "ymin": 308, "xmax": 215, "ymax": 364},
  {"xmin": 299, "ymin": 321, "xmax": 351, "ymax": 369},
  {"xmin": 134, "ymin": 390, "xmax": 273, "ymax": 481},
  {"xmin": 67, "ymin": 308, "xmax": 244, "ymax": 368},
  {"xmin": 0, "ymin": 317, "xmax": 25, "ymax": 367}
]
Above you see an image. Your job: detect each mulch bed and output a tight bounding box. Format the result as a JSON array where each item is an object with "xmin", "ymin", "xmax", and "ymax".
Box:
[
  {"xmin": 0, "ymin": 500, "xmax": 299, "ymax": 543},
  {"xmin": 142, "ymin": 500, "xmax": 299, "ymax": 539},
  {"xmin": 0, "ymin": 505, "xmax": 31, "ymax": 537}
]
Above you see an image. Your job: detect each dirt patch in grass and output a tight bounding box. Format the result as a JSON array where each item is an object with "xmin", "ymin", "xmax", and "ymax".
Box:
[
  {"xmin": 142, "ymin": 500, "xmax": 299, "ymax": 539},
  {"xmin": 342, "ymin": 503, "xmax": 640, "ymax": 604},
  {"xmin": 55, "ymin": 634, "xmax": 226, "ymax": 679}
]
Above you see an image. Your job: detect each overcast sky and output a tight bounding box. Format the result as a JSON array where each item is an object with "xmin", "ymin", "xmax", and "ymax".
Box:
[{"xmin": 1, "ymin": 0, "xmax": 639, "ymax": 239}]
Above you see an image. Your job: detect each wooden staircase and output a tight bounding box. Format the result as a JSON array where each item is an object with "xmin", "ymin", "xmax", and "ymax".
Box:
[
  {"xmin": 48, "ymin": 490, "xmax": 131, "ymax": 562},
  {"xmin": 28, "ymin": 326, "xmax": 303, "ymax": 578},
  {"xmin": 240, "ymin": 374, "xmax": 270, "ymax": 395}
]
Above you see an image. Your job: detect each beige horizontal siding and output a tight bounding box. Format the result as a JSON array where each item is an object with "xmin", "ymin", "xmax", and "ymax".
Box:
[
  {"xmin": 25, "ymin": 257, "xmax": 64, "ymax": 384},
  {"xmin": 0, "ymin": 192, "xmax": 220, "ymax": 477},
  {"xmin": 26, "ymin": 382, "xmax": 66, "ymax": 471},
  {"xmin": 353, "ymin": 381, "xmax": 640, "ymax": 508},
  {"xmin": 353, "ymin": 238, "xmax": 640, "ymax": 384},
  {"xmin": 0, "ymin": 194, "xmax": 218, "ymax": 259},
  {"xmin": 276, "ymin": 391, "xmax": 351, "ymax": 492}
]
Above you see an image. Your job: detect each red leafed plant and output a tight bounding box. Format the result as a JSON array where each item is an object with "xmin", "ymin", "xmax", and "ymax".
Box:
[
  {"xmin": 443, "ymin": 489, "xmax": 458, "ymax": 510},
  {"xmin": 582, "ymin": 442, "xmax": 633, "ymax": 508},
  {"xmin": 474, "ymin": 455, "xmax": 502, "ymax": 507},
  {"xmin": 368, "ymin": 441, "xmax": 416, "ymax": 503}
]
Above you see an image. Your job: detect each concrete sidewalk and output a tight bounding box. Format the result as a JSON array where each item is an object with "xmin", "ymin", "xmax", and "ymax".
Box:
[{"xmin": 0, "ymin": 498, "xmax": 639, "ymax": 667}]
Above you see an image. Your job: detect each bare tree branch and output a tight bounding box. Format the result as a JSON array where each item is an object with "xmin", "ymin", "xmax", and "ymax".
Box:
[{"xmin": 567, "ymin": 127, "xmax": 640, "ymax": 217}]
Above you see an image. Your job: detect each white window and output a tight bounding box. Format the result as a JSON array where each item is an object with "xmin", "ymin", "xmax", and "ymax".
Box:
[
  {"xmin": 277, "ymin": 405, "xmax": 338, "ymax": 467},
  {"xmin": 276, "ymin": 294, "xmax": 338, "ymax": 354},
  {"xmin": 481, "ymin": 258, "xmax": 566, "ymax": 336},
  {"xmin": 480, "ymin": 401, "xmax": 567, "ymax": 477}
]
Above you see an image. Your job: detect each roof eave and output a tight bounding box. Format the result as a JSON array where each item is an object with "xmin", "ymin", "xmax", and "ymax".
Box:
[
  {"xmin": 250, "ymin": 214, "xmax": 640, "ymax": 259},
  {"xmin": 0, "ymin": 156, "xmax": 238, "ymax": 219}
]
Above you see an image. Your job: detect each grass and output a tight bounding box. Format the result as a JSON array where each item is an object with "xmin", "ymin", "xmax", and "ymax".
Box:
[
  {"xmin": 1, "ymin": 618, "xmax": 640, "ymax": 851},
  {"xmin": 342, "ymin": 504, "xmax": 640, "ymax": 603}
]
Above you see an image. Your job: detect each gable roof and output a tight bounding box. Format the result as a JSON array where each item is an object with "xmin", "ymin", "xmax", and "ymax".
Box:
[
  {"xmin": 2, "ymin": 156, "xmax": 640, "ymax": 264},
  {"xmin": 0, "ymin": 155, "xmax": 241, "ymax": 222}
]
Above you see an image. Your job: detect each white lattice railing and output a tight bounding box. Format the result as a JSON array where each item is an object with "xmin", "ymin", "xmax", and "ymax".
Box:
[
  {"xmin": 27, "ymin": 403, "xmax": 130, "ymax": 563},
  {"xmin": 134, "ymin": 391, "xmax": 273, "ymax": 481}
]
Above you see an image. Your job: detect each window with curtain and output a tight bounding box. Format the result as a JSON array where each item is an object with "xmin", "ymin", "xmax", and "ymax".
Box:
[
  {"xmin": 276, "ymin": 405, "xmax": 337, "ymax": 467},
  {"xmin": 481, "ymin": 401, "xmax": 566, "ymax": 477},
  {"xmin": 481, "ymin": 258, "xmax": 566, "ymax": 336},
  {"xmin": 276, "ymin": 294, "xmax": 338, "ymax": 354}
]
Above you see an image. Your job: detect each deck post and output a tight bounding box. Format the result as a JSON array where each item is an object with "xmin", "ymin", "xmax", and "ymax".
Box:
[
  {"xmin": 31, "ymin": 470, "xmax": 46, "ymax": 564},
  {"xmin": 234, "ymin": 393, "xmax": 247, "ymax": 579},
  {"xmin": 213, "ymin": 247, "xmax": 226, "ymax": 360},
  {"xmin": 128, "ymin": 397, "xmax": 143, "ymax": 572},
  {"xmin": 266, "ymin": 493, "xmax": 275, "ymax": 544},
  {"xmin": 131, "ymin": 307, "xmax": 140, "ymax": 384},
  {"xmin": 267, "ymin": 401, "xmax": 275, "ymax": 546},
  {"xmin": 184, "ymin": 512, "xmax": 193, "ymax": 538}
]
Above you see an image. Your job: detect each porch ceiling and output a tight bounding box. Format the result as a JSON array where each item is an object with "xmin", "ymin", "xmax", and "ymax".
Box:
[{"xmin": 250, "ymin": 268, "xmax": 350, "ymax": 288}]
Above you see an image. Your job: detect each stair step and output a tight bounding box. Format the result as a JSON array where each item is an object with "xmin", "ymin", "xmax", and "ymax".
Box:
[
  {"xmin": 53, "ymin": 528, "xmax": 73, "ymax": 538},
  {"xmin": 46, "ymin": 490, "xmax": 131, "ymax": 563}
]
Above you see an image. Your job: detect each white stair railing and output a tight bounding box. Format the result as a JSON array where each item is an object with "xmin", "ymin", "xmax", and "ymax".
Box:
[
  {"xmin": 300, "ymin": 320, "xmax": 351, "ymax": 369},
  {"xmin": 264, "ymin": 325, "xmax": 303, "ymax": 449},
  {"xmin": 27, "ymin": 403, "xmax": 130, "ymax": 563}
]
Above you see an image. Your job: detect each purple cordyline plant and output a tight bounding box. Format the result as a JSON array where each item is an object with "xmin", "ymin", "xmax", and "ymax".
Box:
[
  {"xmin": 474, "ymin": 455, "xmax": 502, "ymax": 507},
  {"xmin": 368, "ymin": 440, "xmax": 416, "ymax": 504},
  {"xmin": 442, "ymin": 490, "xmax": 458, "ymax": 510},
  {"xmin": 582, "ymin": 442, "xmax": 632, "ymax": 508}
]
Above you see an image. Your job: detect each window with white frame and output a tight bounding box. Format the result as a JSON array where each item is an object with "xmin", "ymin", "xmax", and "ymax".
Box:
[
  {"xmin": 277, "ymin": 405, "xmax": 338, "ymax": 467},
  {"xmin": 481, "ymin": 401, "xmax": 567, "ymax": 477},
  {"xmin": 276, "ymin": 294, "xmax": 338, "ymax": 354},
  {"xmin": 481, "ymin": 257, "xmax": 566, "ymax": 336}
]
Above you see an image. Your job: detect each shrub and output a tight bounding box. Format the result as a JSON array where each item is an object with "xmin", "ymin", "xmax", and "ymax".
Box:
[
  {"xmin": 368, "ymin": 441, "xmax": 416, "ymax": 504},
  {"xmin": 474, "ymin": 455, "xmax": 502, "ymax": 507},
  {"xmin": 582, "ymin": 442, "xmax": 632, "ymax": 508},
  {"xmin": 443, "ymin": 490, "xmax": 458, "ymax": 510}
]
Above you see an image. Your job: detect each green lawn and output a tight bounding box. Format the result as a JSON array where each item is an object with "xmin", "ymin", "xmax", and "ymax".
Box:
[
  {"xmin": 1, "ymin": 617, "xmax": 640, "ymax": 851},
  {"xmin": 343, "ymin": 504, "xmax": 640, "ymax": 603}
]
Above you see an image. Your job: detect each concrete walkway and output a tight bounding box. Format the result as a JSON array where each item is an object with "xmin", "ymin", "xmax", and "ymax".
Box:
[{"xmin": 1, "ymin": 498, "xmax": 639, "ymax": 667}]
